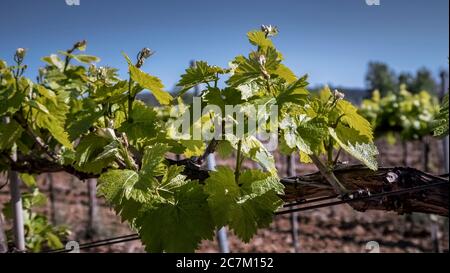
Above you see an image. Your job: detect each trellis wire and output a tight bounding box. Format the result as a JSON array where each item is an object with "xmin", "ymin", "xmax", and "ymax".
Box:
[
  {"xmin": 276, "ymin": 180, "xmax": 448, "ymax": 215},
  {"xmin": 283, "ymin": 194, "xmax": 339, "ymax": 208},
  {"xmin": 45, "ymin": 233, "xmax": 139, "ymax": 253}
]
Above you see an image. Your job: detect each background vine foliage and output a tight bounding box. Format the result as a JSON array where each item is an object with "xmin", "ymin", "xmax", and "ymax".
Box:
[{"xmin": 1, "ymin": 26, "xmax": 387, "ymax": 252}]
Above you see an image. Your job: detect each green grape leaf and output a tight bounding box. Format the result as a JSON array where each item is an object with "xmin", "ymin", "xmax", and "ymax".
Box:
[
  {"xmin": 74, "ymin": 134, "xmax": 115, "ymax": 174},
  {"xmin": 36, "ymin": 85, "xmax": 57, "ymax": 105},
  {"xmin": 0, "ymin": 120, "xmax": 23, "ymax": 150},
  {"xmin": 179, "ymin": 139, "xmax": 205, "ymax": 158},
  {"xmin": 46, "ymin": 233, "xmax": 64, "ymax": 249},
  {"xmin": 276, "ymin": 75, "xmax": 309, "ymax": 105},
  {"xmin": 33, "ymin": 89, "xmax": 73, "ymax": 149},
  {"xmin": 260, "ymin": 46, "xmax": 281, "ymax": 73},
  {"xmin": 92, "ymin": 80, "xmax": 128, "ymax": 103},
  {"xmin": 329, "ymin": 125, "xmax": 378, "ymax": 170},
  {"xmin": 247, "ymin": 30, "xmax": 274, "ymax": 49},
  {"xmin": 204, "ymin": 166, "xmax": 283, "ymax": 242},
  {"xmin": 118, "ymin": 101, "xmax": 159, "ymax": 144},
  {"xmin": 226, "ymin": 135, "xmax": 276, "ymax": 174},
  {"xmin": 296, "ymin": 118, "xmax": 328, "ymax": 155},
  {"xmin": 99, "ymin": 144, "xmax": 214, "ymax": 252},
  {"xmin": 204, "ymin": 166, "xmax": 238, "ymax": 227},
  {"xmin": 227, "ymin": 56, "xmax": 260, "ymax": 87},
  {"xmin": 0, "ymin": 59, "xmax": 7, "ymax": 69},
  {"xmin": 41, "ymin": 54, "xmax": 64, "ymax": 69},
  {"xmin": 235, "ymin": 80, "xmax": 262, "ymax": 100},
  {"xmin": 28, "ymin": 100, "xmax": 50, "ymax": 114},
  {"xmin": 99, "ymin": 143, "xmax": 170, "ymax": 204},
  {"xmin": 433, "ymin": 93, "xmax": 449, "ymax": 137},
  {"xmin": 20, "ymin": 173, "xmax": 36, "ymax": 188},
  {"xmin": 98, "ymin": 169, "xmax": 144, "ymax": 223},
  {"xmin": 227, "ymin": 47, "xmax": 280, "ymax": 87},
  {"xmin": 22, "ymin": 188, "xmax": 48, "ymax": 208},
  {"xmin": 203, "ymin": 87, "xmax": 244, "ymax": 113},
  {"xmin": 122, "ymin": 52, "xmax": 133, "ymax": 65},
  {"xmin": 158, "ymin": 165, "xmax": 187, "ymax": 191},
  {"xmin": 97, "ymin": 144, "xmax": 171, "ymax": 221},
  {"xmin": 280, "ymin": 116, "xmax": 311, "ymax": 154},
  {"xmin": 140, "ymin": 143, "xmax": 169, "ymax": 178},
  {"xmin": 67, "ymin": 106, "xmax": 105, "ymax": 141},
  {"xmin": 336, "ymin": 99, "xmax": 374, "ymax": 141},
  {"xmin": 227, "ymin": 58, "xmax": 261, "ymax": 87},
  {"xmin": 215, "ymin": 140, "xmax": 234, "ymax": 158},
  {"xmin": 274, "ymin": 64, "xmax": 297, "ymax": 83},
  {"xmin": 299, "ymin": 151, "xmax": 313, "ymax": 163},
  {"xmin": 94, "ymin": 140, "xmax": 122, "ymax": 163},
  {"xmin": 280, "ymin": 114, "xmax": 329, "ymax": 156},
  {"xmin": 0, "ymin": 84, "xmax": 26, "ymax": 115},
  {"xmin": 72, "ymin": 54, "xmax": 100, "ymax": 64},
  {"xmin": 129, "ymin": 65, "xmax": 173, "ymax": 105},
  {"xmin": 137, "ymin": 181, "xmax": 214, "ymax": 253},
  {"xmin": 176, "ymin": 61, "xmax": 219, "ymax": 95},
  {"xmin": 34, "ymin": 113, "xmax": 72, "ymax": 149}
]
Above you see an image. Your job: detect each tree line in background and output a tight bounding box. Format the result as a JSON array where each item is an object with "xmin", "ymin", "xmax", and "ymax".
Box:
[{"xmin": 365, "ymin": 61, "xmax": 446, "ymax": 97}]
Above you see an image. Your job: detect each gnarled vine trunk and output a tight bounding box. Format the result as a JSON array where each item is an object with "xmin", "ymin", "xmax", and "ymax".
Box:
[{"xmin": 281, "ymin": 166, "xmax": 448, "ymax": 216}]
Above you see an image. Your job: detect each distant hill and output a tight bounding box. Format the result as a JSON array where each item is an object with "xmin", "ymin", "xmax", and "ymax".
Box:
[
  {"xmin": 309, "ymin": 86, "xmax": 369, "ymax": 105},
  {"xmin": 333, "ymin": 87, "xmax": 369, "ymax": 105},
  {"xmin": 136, "ymin": 91, "xmax": 159, "ymax": 106}
]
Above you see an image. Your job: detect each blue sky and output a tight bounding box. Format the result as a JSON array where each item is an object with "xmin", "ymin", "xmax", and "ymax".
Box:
[{"xmin": 0, "ymin": 0, "xmax": 448, "ymax": 89}]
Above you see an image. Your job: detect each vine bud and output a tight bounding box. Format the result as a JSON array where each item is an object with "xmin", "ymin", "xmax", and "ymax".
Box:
[
  {"xmin": 15, "ymin": 48, "xmax": 26, "ymax": 59},
  {"xmin": 333, "ymin": 89, "xmax": 345, "ymax": 100},
  {"xmin": 136, "ymin": 47, "xmax": 154, "ymax": 68},
  {"xmin": 97, "ymin": 66, "xmax": 107, "ymax": 79},
  {"xmin": 258, "ymin": 54, "xmax": 266, "ymax": 67},
  {"xmin": 122, "ymin": 132, "xmax": 129, "ymax": 148},
  {"xmin": 140, "ymin": 48, "xmax": 153, "ymax": 59},
  {"xmin": 97, "ymin": 128, "xmax": 117, "ymax": 140},
  {"xmin": 261, "ymin": 24, "xmax": 278, "ymax": 37},
  {"xmin": 74, "ymin": 40, "xmax": 87, "ymax": 50},
  {"xmin": 15, "ymin": 48, "xmax": 27, "ymax": 64}
]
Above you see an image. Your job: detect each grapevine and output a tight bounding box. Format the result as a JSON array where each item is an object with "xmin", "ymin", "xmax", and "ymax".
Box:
[{"xmin": 0, "ymin": 26, "xmax": 446, "ymax": 253}]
